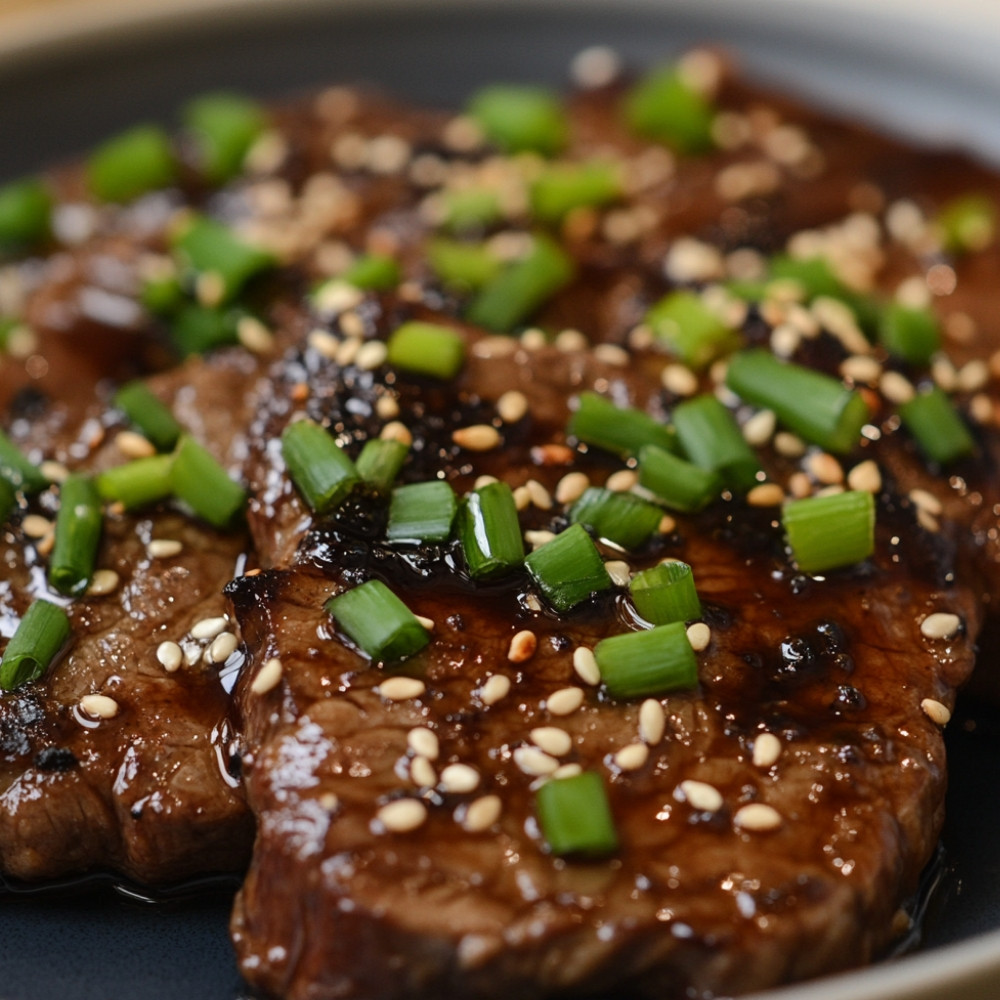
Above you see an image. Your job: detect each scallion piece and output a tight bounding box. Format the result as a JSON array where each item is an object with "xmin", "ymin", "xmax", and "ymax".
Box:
[
  {"xmin": 169, "ymin": 304, "xmax": 241, "ymax": 356},
  {"xmin": 86, "ymin": 125, "xmax": 177, "ymax": 203},
  {"xmin": 0, "ymin": 477, "xmax": 15, "ymax": 525},
  {"xmin": 536, "ymin": 771, "xmax": 619, "ymax": 858},
  {"xmin": 340, "ymin": 253, "xmax": 401, "ymax": 292},
  {"xmin": 783, "ymin": 489, "xmax": 875, "ymax": 574},
  {"xmin": 466, "ymin": 235, "xmax": 573, "ymax": 332},
  {"xmin": 899, "ymin": 387, "xmax": 975, "ymax": 464},
  {"xmin": 629, "ymin": 561, "xmax": 700, "ymax": 625},
  {"xmin": 768, "ymin": 254, "xmax": 846, "ymax": 301},
  {"xmin": 96, "ymin": 455, "xmax": 174, "ymax": 510},
  {"xmin": 457, "ymin": 481, "xmax": 524, "ymax": 580},
  {"xmin": 170, "ymin": 435, "xmax": 246, "ymax": 528},
  {"xmin": 672, "ymin": 395, "xmax": 761, "ymax": 491},
  {"xmin": 637, "ymin": 443, "xmax": 721, "ymax": 513},
  {"xmin": 439, "ymin": 187, "xmax": 503, "ymax": 232},
  {"xmin": 568, "ymin": 487, "xmax": 663, "ymax": 551},
  {"xmin": 427, "ymin": 238, "xmax": 502, "ymax": 292},
  {"xmin": 525, "ymin": 523, "xmax": 612, "ymax": 612},
  {"xmin": 325, "ymin": 579, "xmax": 429, "ymax": 663},
  {"xmin": 0, "ymin": 429, "xmax": 47, "ymax": 493},
  {"xmin": 877, "ymin": 303, "xmax": 940, "ymax": 365},
  {"xmin": 182, "ymin": 92, "xmax": 266, "ymax": 185},
  {"xmin": 0, "ymin": 599, "xmax": 71, "ymax": 691},
  {"xmin": 936, "ymin": 194, "xmax": 996, "ymax": 254},
  {"xmin": 356, "ymin": 438, "xmax": 409, "ymax": 491},
  {"xmin": 623, "ymin": 65, "xmax": 715, "ymax": 155},
  {"xmin": 387, "ymin": 321, "xmax": 466, "ymax": 380},
  {"xmin": 48, "ymin": 474, "xmax": 102, "ymax": 597},
  {"xmin": 467, "ymin": 85, "xmax": 568, "ymax": 156},
  {"xmin": 280, "ymin": 419, "xmax": 359, "ymax": 514},
  {"xmin": 595, "ymin": 621, "xmax": 698, "ymax": 699},
  {"xmin": 529, "ymin": 161, "xmax": 621, "ymax": 222},
  {"xmin": 645, "ymin": 291, "xmax": 740, "ymax": 371},
  {"xmin": 567, "ymin": 391, "xmax": 676, "ymax": 459},
  {"xmin": 113, "ymin": 381, "xmax": 182, "ymax": 452},
  {"xmin": 386, "ymin": 480, "xmax": 458, "ymax": 543},
  {"xmin": 0, "ymin": 177, "xmax": 51, "ymax": 249},
  {"xmin": 140, "ymin": 269, "xmax": 183, "ymax": 315},
  {"xmin": 725, "ymin": 348, "xmax": 870, "ymax": 454}
]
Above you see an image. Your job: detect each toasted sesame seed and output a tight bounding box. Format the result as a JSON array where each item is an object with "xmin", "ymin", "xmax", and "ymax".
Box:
[
  {"xmin": 679, "ymin": 779, "xmax": 722, "ymax": 812},
  {"xmin": 787, "ymin": 471, "xmax": 812, "ymax": 498},
  {"xmin": 524, "ymin": 529, "xmax": 556, "ymax": 550},
  {"xmin": 531, "ymin": 443, "xmax": 574, "ymax": 466},
  {"xmin": 355, "ymin": 340, "xmax": 388, "ymax": 371},
  {"xmin": 774, "ymin": 431, "xmax": 807, "ymax": 458},
  {"xmin": 546, "ymin": 686, "xmax": 585, "ymax": 716},
  {"xmin": 614, "ymin": 742, "xmax": 649, "ymax": 772},
  {"xmin": 604, "ymin": 560, "xmax": 631, "ymax": 587},
  {"xmin": 148, "ymin": 538, "xmax": 183, "ymax": 559},
  {"xmin": 555, "ymin": 329, "xmax": 587, "ymax": 352},
  {"xmin": 847, "ymin": 460, "xmax": 882, "ymax": 494},
  {"xmin": 315, "ymin": 281, "xmax": 363, "ymax": 314},
  {"xmin": 733, "ymin": 803, "xmax": 782, "ymax": 831},
  {"xmin": 156, "ymin": 641, "xmax": 183, "ymax": 673},
  {"xmin": 475, "ymin": 474, "xmax": 500, "ymax": 491},
  {"xmin": 378, "ymin": 677, "xmax": 426, "ymax": 701},
  {"xmin": 752, "ymin": 732, "xmax": 782, "ymax": 768},
  {"xmin": 555, "ymin": 471, "xmax": 590, "ymax": 505},
  {"xmin": 452, "ymin": 424, "xmax": 501, "ymax": 451},
  {"xmin": 407, "ymin": 727, "xmax": 439, "ymax": 760},
  {"xmin": 661, "ymin": 362, "xmax": 699, "ymax": 398},
  {"xmin": 572, "ymin": 647, "xmax": 601, "ymax": 686},
  {"xmin": 920, "ymin": 612, "xmax": 961, "ymax": 640},
  {"xmin": 770, "ymin": 323, "xmax": 801, "ymax": 358},
  {"xmin": 208, "ymin": 631, "xmax": 239, "ymax": 664},
  {"xmin": 39, "ymin": 460, "xmax": 69, "ymax": 483},
  {"xmin": 415, "ymin": 615, "xmax": 435, "ymax": 632},
  {"xmin": 318, "ymin": 792, "xmax": 340, "ymax": 813},
  {"xmin": 375, "ymin": 395, "xmax": 400, "ymax": 420},
  {"xmin": 237, "ymin": 315, "xmax": 275, "ymax": 354},
  {"xmin": 251, "ymin": 657, "xmax": 283, "ymax": 695},
  {"xmin": 958, "ymin": 359, "xmax": 989, "ymax": 393},
  {"xmin": 639, "ymin": 699, "xmax": 666, "ymax": 745},
  {"xmin": 658, "ymin": 513, "xmax": 677, "ymax": 534},
  {"xmin": 742, "ymin": 409, "xmax": 776, "ymax": 447},
  {"xmin": 805, "ymin": 451, "xmax": 843, "ymax": 485},
  {"xmin": 460, "ymin": 794, "xmax": 502, "ymax": 832},
  {"xmin": 879, "ymin": 370, "xmax": 915, "ymax": 405},
  {"xmin": 479, "ymin": 674, "xmax": 511, "ymax": 706},
  {"xmin": 686, "ymin": 622, "xmax": 711, "ymax": 652},
  {"xmin": 746, "ymin": 483, "xmax": 784, "ymax": 508},
  {"xmin": 115, "ymin": 430, "xmax": 156, "ymax": 459},
  {"xmin": 840, "ymin": 354, "xmax": 882, "ymax": 385},
  {"xmin": 507, "ymin": 630, "xmax": 537, "ymax": 663},
  {"xmin": 79, "ymin": 694, "xmax": 119, "ymax": 720},
  {"xmin": 308, "ymin": 328, "xmax": 340, "ymax": 359},
  {"xmin": 921, "ymin": 698, "xmax": 952, "ymax": 726},
  {"xmin": 512, "ymin": 485, "xmax": 531, "ymax": 511},
  {"xmin": 376, "ymin": 798, "xmax": 427, "ymax": 833},
  {"xmin": 381, "ymin": 421, "xmax": 413, "ymax": 446},
  {"xmin": 969, "ymin": 393, "xmax": 994, "ymax": 426},
  {"xmin": 22, "ymin": 514, "xmax": 53, "ymax": 539},
  {"xmin": 593, "ymin": 343, "xmax": 629, "ymax": 367},
  {"xmin": 524, "ymin": 479, "xmax": 552, "ymax": 511},
  {"xmin": 530, "ymin": 727, "xmax": 573, "ymax": 757},
  {"xmin": 513, "ymin": 745, "xmax": 560, "ymax": 776},
  {"xmin": 520, "ymin": 328, "xmax": 548, "ymax": 350},
  {"xmin": 496, "ymin": 390, "xmax": 528, "ymax": 424},
  {"xmin": 909, "ymin": 488, "xmax": 943, "ymax": 516},
  {"xmin": 335, "ymin": 336, "xmax": 361, "ymax": 366},
  {"xmin": 664, "ymin": 236, "xmax": 724, "ymax": 284},
  {"xmin": 606, "ymin": 469, "xmax": 638, "ymax": 492},
  {"xmin": 440, "ymin": 763, "xmax": 480, "ymax": 794},
  {"xmin": 190, "ymin": 615, "xmax": 228, "ymax": 641},
  {"xmin": 410, "ymin": 755, "xmax": 437, "ymax": 788},
  {"xmin": 931, "ymin": 355, "xmax": 958, "ymax": 393},
  {"xmin": 86, "ymin": 569, "xmax": 120, "ymax": 597}
]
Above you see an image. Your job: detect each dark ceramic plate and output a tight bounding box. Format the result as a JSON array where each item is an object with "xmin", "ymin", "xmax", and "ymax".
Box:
[{"xmin": 1, "ymin": 3, "xmax": 1000, "ymax": 998}]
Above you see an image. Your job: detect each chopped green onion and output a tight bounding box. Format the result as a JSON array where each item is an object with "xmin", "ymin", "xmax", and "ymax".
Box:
[
  {"xmin": 467, "ymin": 85, "xmax": 568, "ymax": 156},
  {"xmin": 877, "ymin": 303, "xmax": 940, "ymax": 365},
  {"xmin": 0, "ymin": 429, "xmax": 47, "ymax": 493},
  {"xmin": 439, "ymin": 187, "xmax": 503, "ymax": 232},
  {"xmin": 427, "ymin": 238, "xmax": 502, "ymax": 292},
  {"xmin": 629, "ymin": 561, "xmax": 700, "ymax": 625},
  {"xmin": 768, "ymin": 254, "xmax": 846, "ymax": 301},
  {"xmin": 356, "ymin": 438, "xmax": 409, "ymax": 491},
  {"xmin": 0, "ymin": 599, "xmax": 71, "ymax": 691},
  {"xmin": 0, "ymin": 318, "xmax": 16, "ymax": 351},
  {"xmin": 936, "ymin": 194, "xmax": 996, "ymax": 254},
  {"xmin": 48, "ymin": 474, "xmax": 102, "ymax": 597},
  {"xmin": 568, "ymin": 487, "xmax": 663, "ymax": 550},
  {"xmin": 536, "ymin": 771, "xmax": 619, "ymax": 857},
  {"xmin": 340, "ymin": 253, "xmax": 401, "ymax": 292},
  {"xmin": 783, "ymin": 490, "xmax": 875, "ymax": 574},
  {"xmin": 457, "ymin": 481, "xmax": 524, "ymax": 580},
  {"xmin": 466, "ymin": 234, "xmax": 574, "ymax": 332},
  {"xmin": 140, "ymin": 268, "xmax": 183, "ymax": 315},
  {"xmin": 386, "ymin": 480, "xmax": 458, "ymax": 543},
  {"xmin": 525, "ymin": 523, "xmax": 612, "ymax": 612},
  {"xmin": 96, "ymin": 455, "xmax": 174, "ymax": 510},
  {"xmin": 567, "ymin": 391, "xmax": 676, "ymax": 459},
  {"xmin": 113, "ymin": 381, "xmax": 182, "ymax": 452},
  {"xmin": 170, "ymin": 435, "xmax": 246, "ymax": 528},
  {"xmin": 623, "ymin": 65, "xmax": 715, "ymax": 155},
  {"xmin": 325, "ymin": 579, "xmax": 429, "ymax": 663},
  {"xmin": 725, "ymin": 348, "xmax": 870, "ymax": 454},
  {"xmin": 637, "ymin": 443, "xmax": 721, "ymax": 513},
  {"xmin": 170, "ymin": 215, "xmax": 274, "ymax": 304},
  {"xmin": 387, "ymin": 321, "xmax": 466, "ymax": 380},
  {"xmin": 0, "ymin": 177, "xmax": 51, "ymax": 249},
  {"xmin": 86, "ymin": 125, "xmax": 177, "ymax": 203},
  {"xmin": 169, "ymin": 304, "xmax": 241, "ymax": 356},
  {"xmin": 182, "ymin": 92, "xmax": 266, "ymax": 184},
  {"xmin": 280, "ymin": 419, "xmax": 359, "ymax": 514},
  {"xmin": 0, "ymin": 477, "xmax": 15, "ymax": 525},
  {"xmin": 899, "ymin": 386, "xmax": 975, "ymax": 464},
  {"xmin": 595, "ymin": 621, "xmax": 698, "ymax": 699},
  {"xmin": 529, "ymin": 161, "xmax": 622, "ymax": 222},
  {"xmin": 645, "ymin": 291, "xmax": 740, "ymax": 370},
  {"xmin": 672, "ymin": 395, "xmax": 761, "ymax": 491}
]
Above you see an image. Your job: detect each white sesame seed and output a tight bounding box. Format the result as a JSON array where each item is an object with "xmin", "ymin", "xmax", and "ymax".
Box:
[
  {"xmin": 604, "ymin": 560, "xmax": 631, "ymax": 587},
  {"xmin": 770, "ymin": 323, "xmax": 801, "ymax": 359},
  {"xmin": 805, "ymin": 452, "xmax": 843, "ymax": 485},
  {"xmin": 530, "ymin": 727, "xmax": 572, "ymax": 757},
  {"xmin": 787, "ymin": 471, "xmax": 812, "ymax": 498},
  {"xmin": 847, "ymin": 460, "xmax": 882, "ymax": 494},
  {"xmin": 439, "ymin": 763, "xmax": 480, "ymax": 794},
  {"xmin": 920, "ymin": 612, "xmax": 961, "ymax": 640},
  {"xmin": 415, "ymin": 615, "xmax": 435, "ymax": 632},
  {"xmin": 679, "ymin": 779, "xmax": 722, "ymax": 812},
  {"xmin": 410, "ymin": 755, "xmax": 437, "ymax": 788},
  {"xmin": 593, "ymin": 344, "xmax": 629, "ymax": 367},
  {"xmin": 79, "ymin": 694, "xmax": 119, "ymax": 720},
  {"xmin": 314, "ymin": 280, "xmax": 364, "ymax": 315},
  {"xmin": 921, "ymin": 698, "xmax": 952, "ymax": 726},
  {"xmin": 21, "ymin": 514, "xmax": 53, "ymax": 539},
  {"xmin": 733, "ymin": 803, "xmax": 783, "ymax": 831},
  {"xmin": 639, "ymin": 699, "xmax": 666, "ymax": 746},
  {"xmin": 879, "ymin": 370, "xmax": 915, "ymax": 405},
  {"xmin": 478, "ymin": 674, "xmax": 511, "ymax": 706},
  {"xmin": 555, "ymin": 329, "xmax": 587, "ymax": 352},
  {"xmin": 524, "ymin": 529, "xmax": 556, "ymax": 550},
  {"xmin": 507, "ymin": 630, "xmax": 537, "ymax": 663},
  {"xmin": 452, "ymin": 424, "xmax": 501, "ymax": 451},
  {"xmin": 958, "ymin": 359, "xmax": 990, "ymax": 393},
  {"xmin": 570, "ymin": 44, "xmax": 622, "ymax": 88},
  {"xmin": 318, "ymin": 792, "xmax": 340, "ymax": 813},
  {"xmin": 208, "ymin": 631, "xmax": 239, "ymax": 664},
  {"xmin": 840, "ymin": 354, "xmax": 882, "ymax": 385},
  {"xmin": 512, "ymin": 485, "xmax": 531, "ymax": 511},
  {"xmin": 307, "ymin": 328, "xmax": 341, "ymax": 359},
  {"xmin": 513, "ymin": 745, "xmax": 560, "ymax": 776},
  {"xmin": 496, "ymin": 390, "xmax": 528, "ymax": 424},
  {"xmin": 39, "ymin": 461, "xmax": 69, "ymax": 483},
  {"xmin": 376, "ymin": 798, "xmax": 427, "ymax": 833},
  {"xmin": 774, "ymin": 431, "xmax": 807, "ymax": 459},
  {"xmin": 375, "ymin": 395, "xmax": 400, "ymax": 420},
  {"xmin": 746, "ymin": 483, "xmax": 784, "ymax": 508},
  {"xmin": 156, "ymin": 641, "xmax": 184, "ymax": 673},
  {"xmin": 190, "ymin": 616, "xmax": 228, "ymax": 641},
  {"xmin": 572, "ymin": 647, "xmax": 601, "ymax": 686},
  {"xmin": 917, "ymin": 507, "xmax": 940, "ymax": 533},
  {"xmin": 931, "ymin": 355, "xmax": 958, "ymax": 393},
  {"xmin": 752, "ymin": 732, "xmax": 782, "ymax": 768},
  {"xmin": 969, "ymin": 393, "xmax": 994, "ymax": 426},
  {"xmin": 251, "ymin": 656, "xmax": 283, "ymax": 695},
  {"xmin": 661, "ymin": 362, "xmax": 699, "ymax": 398},
  {"xmin": 148, "ymin": 538, "xmax": 183, "ymax": 559},
  {"xmin": 355, "ymin": 340, "xmax": 388, "ymax": 371},
  {"xmin": 658, "ymin": 513, "xmax": 677, "ymax": 534},
  {"xmin": 742, "ymin": 409, "xmax": 776, "ymax": 447},
  {"xmin": 546, "ymin": 686, "xmax": 585, "ymax": 716},
  {"xmin": 407, "ymin": 726, "xmax": 439, "ymax": 760},
  {"xmin": 459, "ymin": 794, "xmax": 502, "ymax": 832},
  {"xmin": 606, "ymin": 469, "xmax": 638, "ymax": 492},
  {"xmin": 555, "ymin": 471, "xmax": 590, "ymax": 505},
  {"xmin": 686, "ymin": 622, "xmax": 711, "ymax": 652},
  {"xmin": 115, "ymin": 430, "xmax": 156, "ymax": 459},
  {"xmin": 377, "ymin": 676, "xmax": 426, "ymax": 701},
  {"xmin": 183, "ymin": 643, "xmax": 202, "ymax": 667},
  {"xmin": 613, "ymin": 742, "xmax": 649, "ymax": 772},
  {"xmin": 381, "ymin": 421, "xmax": 413, "ymax": 446},
  {"xmin": 85, "ymin": 569, "xmax": 120, "ymax": 597},
  {"xmin": 335, "ymin": 336, "xmax": 361, "ymax": 366},
  {"xmin": 237, "ymin": 315, "xmax": 275, "ymax": 354},
  {"xmin": 909, "ymin": 488, "xmax": 943, "ymax": 516}
]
